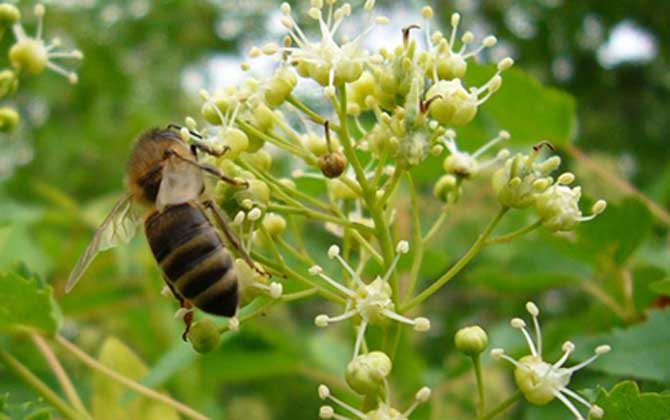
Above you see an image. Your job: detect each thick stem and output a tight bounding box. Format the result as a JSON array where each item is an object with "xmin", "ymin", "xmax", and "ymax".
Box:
[
  {"xmin": 31, "ymin": 334, "xmax": 90, "ymax": 417},
  {"xmin": 401, "ymin": 207, "xmax": 508, "ymax": 312},
  {"xmin": 478, "ymin": 390, "xmax": 522, "ymax": 420},
  {"xmin": 53, "ymin": 336, "xmax": 209, "ymax": 420},
  {"xmin": 0, "ymin": 349, "xmax": 90, "ymax": 420},
  {"xmin": 406, "ymin": 173, "xmax": 424, "ymax": 298}
]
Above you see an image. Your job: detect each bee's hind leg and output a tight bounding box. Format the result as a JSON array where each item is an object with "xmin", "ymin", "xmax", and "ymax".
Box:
[
  {"xmin": 203, "ymin": 200, "xmax": 269, "ymax": 278},
  {"xmin": 163, "ymin": 278, "xmax": 194, "ymax": 341}
]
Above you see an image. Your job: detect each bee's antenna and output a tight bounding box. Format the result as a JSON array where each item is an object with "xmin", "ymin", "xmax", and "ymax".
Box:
[{"xmin": 166, "ymin": 124, "xmax": 203, "ymax": 140}]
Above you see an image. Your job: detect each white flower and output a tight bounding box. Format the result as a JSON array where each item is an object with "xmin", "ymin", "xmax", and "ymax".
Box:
[
  {"xmin": 318, "ymin": 384, "xmax": 431, "ymax": 420},
  {"xmin": 535, "ymin": 173, "xmax": 607, "ymax": 231},
  {"xmin": 491, "ymin": 302, "xmax": 610, "ymax": 420},
  {"xmin": 310, "ymin": 241, "xmax": 429, "ymax": 359},
  {"xmin": 276, "ymin": 0, "xmax": 387, "ymax": 94},
  {"xmin": 9, "ymin": 4, "xmax": 82, "ymax": 83}
]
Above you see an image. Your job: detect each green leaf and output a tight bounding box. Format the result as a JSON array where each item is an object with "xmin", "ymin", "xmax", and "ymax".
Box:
[
  {"xmin": 92, "ymin": 337, "xmax": 179, "ymax": 420},
  {"xmin": 461, "ymin": 65, "xmax": 576, "ymax": 148},
  {"xmin": 596, "ymin": 381, "xmax": 670, "ymax": 420},
  {"xmin": 574, "ymin": 310, "xmax": 670, "ymax": 382},
  {"xmin": 0, "ymin": 272, "xmax": 62, "ymax": 335},
  {"xmin": 650, "ymin": 279, "xmax": 670, "ymax": 296}
]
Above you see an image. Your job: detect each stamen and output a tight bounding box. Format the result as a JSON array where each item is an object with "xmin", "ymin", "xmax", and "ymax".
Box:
[
  {"xmin": 526, "ymin": 301, "xmax": 543, "ymax": 356},
  {"xmin": 511, "ymin": 318, "xmax": 538, "ymax": 356},
  {"xmin": 448, "ymin": 13, "xmax": 460, "ymax": 51},
  {"xmin": 553, "ymin": 341, "xmax": 575, "ymax": 368},
  {"xmin": 560, "ymin": 387, "xmax": 597, "ymax": 411},
  {"xmin": 472, "ymin": 130, "xmax": 510, "ymax": 158},
  {"xmin": 566, "ymin": 345, "xmax": 610, "ymax": 373},
  {"xmin": 352, "ymin": 319, "xmax": 368, "ymax": 359},
  {"xmin": 314, "ymin": 270, "xmax": 357, "ymax": 298},
  {"xmin": 554, "ymin": 390, "xmax": 585, "ymax": 420}
]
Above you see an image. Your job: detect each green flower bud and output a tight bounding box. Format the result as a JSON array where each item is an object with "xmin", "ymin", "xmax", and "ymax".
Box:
[
  {"xmin": 345, "ymin": 351, "xmax": 392, "ymax": 395},
  {"xmin": 219, "ymin": 127, "xmax": 249, "ymax": 159},
  {"xmin": 437, "ymin": 53, "xmax": 467, "ymax": 80},
  {"xmin": 251, "ymin": 102, "xmax": 276, "ymax": 131},
  {"xmin": 262, "ymin": 213, "xmax": 286, "ymax": 237},
  {"xmin": 302, "ymin": 132, "xmax": 340, "ymax": 157},
  {"xmin": 9, "ymin": 38, "xmax": 48, "ymax": 75},
  {"xmin": 454, "ymin": 325, "xmax": 488, "ymax": 356},
  {"xmin": 433, "ymin": 174, "xmax": 460, "ymax": 202},
  {"xmin": 0, "ymin": 106, "xmax": 19, "ymax": 132},
  {"xmin": 201, "ymin": 96, "xmax": 232, "ymax": 125},
  {"xmin": 347, "ymin": 70, "xmax": 375, "ymax": 115},
  {"xmin": 335, "ymin": 57, "xmax": 363, "ymax": 84},
  {"xmin": 426, "ymin": 79, "xmax": 478, "ymax": 126},
  {"xmin": 0, "ymin": 69, "xmax": 18, "ymax": 97},
  {"xmin": 0, "ymin": 4, "xmax": 20, "ymax": 26},
  {"xmin": 265, "ymin": 67, "xmax": 297, "ymax": 107},
  {"xmin": 318, "ymin": 151, "xmax": 347, "ymax": 178},
  {"xmin": 327, "ymin": 178, "xmax": 357, "ymax": 200},
  {"xmin": 234, "ymin": 179, "xmax": 270, "ymax": 205},
  {"xmin": 188, "ymin": 319, "xmax": 220, "ymax": 353},
  {"xmin": 241, "ymin": 150, "xmax": 272, "ymax": 172}
]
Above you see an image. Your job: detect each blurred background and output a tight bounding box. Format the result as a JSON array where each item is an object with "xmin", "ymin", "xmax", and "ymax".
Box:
[{"xmin": 0, "ymin": 0, "xmax": 668, "ymax": 419}]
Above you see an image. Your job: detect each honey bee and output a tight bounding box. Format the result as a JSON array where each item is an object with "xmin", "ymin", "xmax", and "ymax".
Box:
[{"xmin": 66, "ymin": 125, "xmax": 262, "ymax": 337}]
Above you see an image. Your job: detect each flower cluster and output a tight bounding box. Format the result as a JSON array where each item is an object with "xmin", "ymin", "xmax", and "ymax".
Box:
[
  {"xmin": 170, "ymin": 0, "xmax": 612, "ymax": 417},
  {"xmin": 0, "ymin": 3, "xmax": 82, "ymax": 136},
  {"xmin": 492, "ymin": 302, "xmax": 610, "ymax": 420},
  {"xmin": 492, "ymin": 144, "xmax": 607, "ymax": 231}
]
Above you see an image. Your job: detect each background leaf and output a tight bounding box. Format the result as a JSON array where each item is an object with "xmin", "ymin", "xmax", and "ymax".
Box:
[
  {"xmin": 0, "ymin": 272, "xmax": 62, "ymax": 335},
  {"xmin": 596, "ymin": 381, "xmax": 670, "ymax": 420},
  {"xmin": 574, "ymin": 310, "xmax": 670, "ymax": 383}
]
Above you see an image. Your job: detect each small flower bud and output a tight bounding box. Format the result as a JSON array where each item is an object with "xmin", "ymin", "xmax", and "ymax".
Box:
[
  {"xmin": 433, "ymin": 174, "xmax": 460, "ymax": 203},
  {"xmin": 0, "ymin": 4, "xmax": 20, "ymax": 26},
  {"xmin": 319, "ymin": 406, "xmax": 334, "ymax": 419},
  {"xmin": 188, "ymin": 319, "xmax": 220, "ymax": 354},
  {"xmin": 234, "ymin": 179, "xmax": 270, "ymax": 206},
  {"xmin": 0, "ymin": 69, "xmax": 18, "ymax": 98},
  {"xmin": 455, "ymin": 325, "xmax": 489, "ymax": 356},
  {"xmin": 413, "ymin": 317, "xmax": 431, "ymax": 332},
  {"xmin": 592, "ymin": 200, "xmax": 607, "ymax": 215},
  {"xmin": 421, "ymin": 6, "xmax": 433, "ymax": 19},
  {"xmin": 262, "ymin": 213, "xmax": 287, "ymax": 236},
  {"xmin": 9, "ymin": 39, "xmax": 48, "ymax": 75},
  {"xmin": 328, "ymin": 179, "xmax": 358, "ymax": 200},
  {"xmin": 318, "ymin": 151, "xmax": 347, "ymax": 178},
  {"xmin": 345, "ymin": 351, "xmax": 392, "ymax": 395},
  {"xmin": 265, "ymin": 67, "xmax": 297, "ymax": 108},
  {"xmin": 415, "ymin": 386, "xmax": 432, "ymax": 402},
  {"xmin": 315, "ymin": 314, "xmax": 329, "ymax": 327},
  {"xmin": 318, "ymin": 384, "xmax": 331, "ymax": 400},
  {"xmin": 0, "ymin": 106, "xmax": 19, "ymax": 133}
]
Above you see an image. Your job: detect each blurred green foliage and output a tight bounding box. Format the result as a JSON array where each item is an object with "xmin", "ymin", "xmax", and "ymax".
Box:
[{"xmin": 0, "ymin": 1, "xmax": 668, "ymax": 419}]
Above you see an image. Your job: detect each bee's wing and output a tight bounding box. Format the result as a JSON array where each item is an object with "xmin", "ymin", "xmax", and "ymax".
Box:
[
  {"xmin": 155, "ymin": 155, "xmax": 204, "ymax": 211},
  {"xmin": 65, "ymin": 192, "xmax": 138, "ymax": 293}
]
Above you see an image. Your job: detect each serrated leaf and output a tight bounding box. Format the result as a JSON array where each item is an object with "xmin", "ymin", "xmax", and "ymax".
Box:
[
  {"xmin": 596, "ymin": 381, "xmax": 670, "ymax": 420},
  {"xmin": 92, "ymin": 337, "xmax": 179, "ymax": 420},
  {"xmin": 574, "ymin": 310, "xmax": 670, "ymax": 382},
  {"xmin": 461, "ymin": 65, "xmax": 576, "ymax": 148},
  {"xmin": 0, "ymin": 272, "xmax": 62, "ymax": 335}
]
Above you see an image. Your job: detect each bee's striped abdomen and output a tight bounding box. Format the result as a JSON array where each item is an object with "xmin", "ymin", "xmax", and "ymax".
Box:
[{"xmin": 144, "ymin": 203, "xmax": 238, "ymax": 317}]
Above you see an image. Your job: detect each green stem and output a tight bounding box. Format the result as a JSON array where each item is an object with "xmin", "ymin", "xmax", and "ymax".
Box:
[
  {"xmin": 0, "ymin": 349, "xmax": 89, "ymax": 420},
  {"xmin": 335, "ymin": 85, "xmax": 397, "ymax": 302},
  {"xmin": 252, "ymin": 251, "xmax": 346, "ymax": 304},
  {"xmin": 473, "ymin": 355, "xmax": 486, "ymax": 416},
  {"xmin": 401, "ymin": 207, "xmax": 508, "ymax": 312},
  {"xmin": 281, "ymin": 287, "xmax": 320, "ymax": 302},
  {"xmin": 267, "ymin": 203, "xmax": 374, "ymax": 236},
  {"xmin": 406, "ymin": 173, "xmax": 423, "ymax": 298},
  {"xmin": 54, "ymin": 336, "xmax": 209, "ymax": 420},
  {"xmin": 422, "ymin": 206, "xmax": 449, "ymax": 245},
  {"xmin": 478, "ymin": 390, "xmax": 522, "ymax": 420},
  {"xmin": 287, "ymin": 95, "xmax": 339, "ymax": 130},
  {"xmin": 485, "ymin": 220, "xmax": 542, "ymax": 245},
  {"xmin": 31, "ymin": 334, "xmax": 90, "ymax": 417}
]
